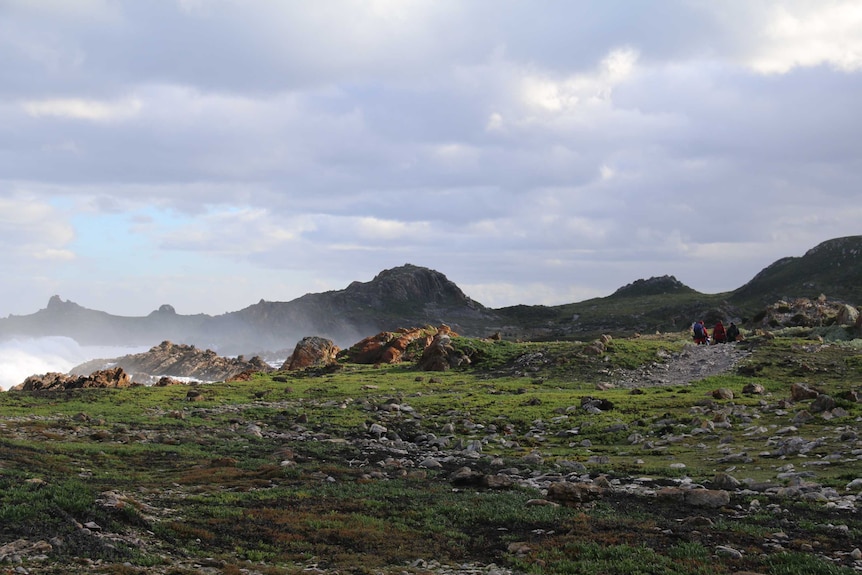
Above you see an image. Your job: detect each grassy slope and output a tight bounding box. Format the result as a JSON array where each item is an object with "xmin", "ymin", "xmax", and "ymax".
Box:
[{"xmin": 0, "ymin": 332, "xmax": 860, "ymax": 574}]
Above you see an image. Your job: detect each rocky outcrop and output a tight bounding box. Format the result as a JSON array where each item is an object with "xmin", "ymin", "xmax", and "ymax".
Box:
[
  {"xmin": 416, "ymin": 331, "xmax": 470, "ymax": 371},
  {"xmin": 757, "ymin": 297, "xmax": 860, "ymax": 329},
  {"xmin": 282, "ymin": 336, "xmax": 340, "ymax": 370},
  {"xmin": 70, "ymin": 341, "xmax": 274, "ymax": 384},
  {"xmin": 341, "ymin": 325, "xmax": 455, "ymax": 364},
  {"xmin": 13, "ymin": 367, "xmax": 131, "ymax": 391},
  {"xmin": 611, "ymin": 275, "xmax": 695, "ymax": 298}
]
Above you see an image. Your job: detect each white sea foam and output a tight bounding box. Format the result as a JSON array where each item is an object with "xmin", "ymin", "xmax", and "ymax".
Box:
[{"xmin": 0, "ymin": 336, "xmax": 149, "ymax": 391}]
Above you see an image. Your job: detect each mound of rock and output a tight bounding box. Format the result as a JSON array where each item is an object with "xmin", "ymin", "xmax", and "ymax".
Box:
[
  {"xmin": 341, "ymin": 325, "xmax": 456, "ymax": 364},
  {"xmin": 70, "ymin": 341, "xmax": 273, "ymax": 384},
  {"xmin": 14, "ymin": 367, "xmax": 131, "ymax": 391}
]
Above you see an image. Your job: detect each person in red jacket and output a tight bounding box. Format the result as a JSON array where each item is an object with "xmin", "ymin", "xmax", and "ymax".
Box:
[{"xmin": 713, "ymin": 320, "xmax": 727, "ymax": 344}]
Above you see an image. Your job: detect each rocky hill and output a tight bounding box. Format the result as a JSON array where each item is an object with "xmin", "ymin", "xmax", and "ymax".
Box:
[
  {"xmin": 730, "ymin": 235, "xmax": 862, "ymax": 307},
  {"xmin": 0, "ymin": 265, "xmax": 502, "ymax": 355},
  {"xmin": 1, "ymin": 237, "xmax": 861, "ymax": 353},
  {"xmin": 213, "ymin": 264, "xmax": 499, "ymax": 352}
]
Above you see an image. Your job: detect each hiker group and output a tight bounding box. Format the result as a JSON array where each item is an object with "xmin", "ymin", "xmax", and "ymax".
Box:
[{"xmin": 691, "ymin": 319, "xmax": 740, "ymax": 345}]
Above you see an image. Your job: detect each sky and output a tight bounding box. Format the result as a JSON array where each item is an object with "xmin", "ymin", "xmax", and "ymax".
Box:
[{"xmin": 2, "ymin": 0, "xmax": 862, "ymax": 319}]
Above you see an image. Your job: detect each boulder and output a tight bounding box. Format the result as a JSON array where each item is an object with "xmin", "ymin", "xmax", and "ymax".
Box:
[
  {"xmin": 582, "ymin": 341, "xmax": 605, "ymax": 356},
  {"xmin": 742, "ymin": 383, "xmax": 765, "ymax": 395},
  {"xmin": 836, "ymin": 304, "xmax": 859, "ymax": 326},
  {"xmin": 790, "ymin": 382, "xmax": 821, "ymax": 402},
  {"xmin": 282, "ymin": 336, "xmax": 340, "ymax": 370},
  {"xmin": 809, "ymin": 394, "xmax": 836, "ymax": 413},
  {"xmin": 657, "ymin": 487, "xmax": 730, "ymax": 508},
  {"xmin": 547, "ymin": 481, "xmax": 605, "ymax": 504},
  {"xmin": 710, "ymin": 472, "xmax": 741, "ymax": 490}
]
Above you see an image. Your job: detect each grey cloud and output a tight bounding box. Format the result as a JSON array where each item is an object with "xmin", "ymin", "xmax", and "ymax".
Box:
[{"xmin": 1, "ymin": 1, "xmax": 860, "ymax": 317}]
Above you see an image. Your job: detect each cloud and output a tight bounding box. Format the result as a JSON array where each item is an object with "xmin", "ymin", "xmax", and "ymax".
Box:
[
  {"xmin": 521, "ymin": 47, "xmax": 639, "ymax": 113},
  {"xmin": 158, "ymin": 207, "xmax": 316, "ymax": 255},
  {"xmin": 22, "ymin": 97, "xmax": 142, "ymax": 121},
  {"xmin": 746, "ymin": 1, "xmax": 862, "ymax": 74},
  {"xmin": 0, "ymin": 1, "xmax": 861, "ymax": 321},
  {"xmin": 0, "ymin": 194, "xmax": 76, "ymax": 259}
]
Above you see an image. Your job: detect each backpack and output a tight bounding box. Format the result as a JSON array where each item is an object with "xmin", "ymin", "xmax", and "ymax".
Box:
[{"xmin": 693, "ymin": 323, "xmax": 705, "ymax": 337}]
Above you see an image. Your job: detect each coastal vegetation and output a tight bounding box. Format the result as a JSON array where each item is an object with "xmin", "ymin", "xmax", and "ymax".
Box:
[{"xmin": 1, "ymin": 329, "xmax": 860, "ymax": 574}]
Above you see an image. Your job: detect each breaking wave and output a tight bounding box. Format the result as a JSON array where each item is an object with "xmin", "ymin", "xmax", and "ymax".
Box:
[{"xmin": 0, "ymin": 336, "xmax": 149, "ymax": 391}]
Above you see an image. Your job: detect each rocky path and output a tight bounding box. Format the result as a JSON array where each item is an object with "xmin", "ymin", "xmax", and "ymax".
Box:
[{"xmin": 612, "ymin": 342, "xmax": 752, "ymax": 388}]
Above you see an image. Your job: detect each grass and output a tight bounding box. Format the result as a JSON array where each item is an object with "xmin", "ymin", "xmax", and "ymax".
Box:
[{"xmin": 0, "ymin": 332, "xmax": 859, "ymax": 574}]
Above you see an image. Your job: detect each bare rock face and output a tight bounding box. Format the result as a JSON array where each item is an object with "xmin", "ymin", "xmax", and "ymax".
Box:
[
  {"xmin": 341, "ymin": 325, "xmax": 455, "ymax": 364},
  {"xmin": 14, "ymin": 367, "xmax": 132, "ymax": 391},
  {"xmin": 282, "ymin": 336, "xmax": 340, "ymax": 370},
  {"xmin": 70, "ymin": 341, "xmax": 274, "ymax": 384}
]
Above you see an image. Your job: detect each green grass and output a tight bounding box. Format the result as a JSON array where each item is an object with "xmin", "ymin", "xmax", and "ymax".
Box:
[{"xmin": 0, "ymin": 333, "xmax": 859, "ymax": 574}]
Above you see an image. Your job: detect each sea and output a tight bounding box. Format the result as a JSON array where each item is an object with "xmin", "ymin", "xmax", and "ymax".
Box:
[{"xmin": 0, "ymin": 336, "xmax": 150, "ymax": 391}]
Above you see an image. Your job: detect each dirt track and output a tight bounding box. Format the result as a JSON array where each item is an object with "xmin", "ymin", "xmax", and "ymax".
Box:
[{"xmin": 614, "ymin": 342, "xmax": 752, "ymax": 388}]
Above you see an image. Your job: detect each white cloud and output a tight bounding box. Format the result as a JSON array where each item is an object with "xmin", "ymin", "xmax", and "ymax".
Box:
[
  {"xmin": 22, "ymin": 97, "xmax": 143, "ymax": 121},
  {"xmin": 32, "ymin": 248, "xmax": 76, "ymax": 261},
  {"xmin": 486, "ymin": 112, "xmax": 504, "ymax": 132},
  {"xmin": 746, "ymin": 1, "xmax": 862, "ymax": 73},
  {"xmin": 521, "ymin": 47, "xmax": 639, "ymax": 113},
  {"xmin": 463, "ymin": 281, "xmax": 606, "ymax": 309},
  {"xmin": 0, "ymin": 195, "xmax": 75, "ymax": 259},
  {"xmin": 159, "ymin": 208, "xmax": 317, "ymax": 255},
  {"xmin": 1, "ymin": 1, "xmax": 861, "ymax": 320},
  {"xmin": 355, "ymin": 216, "xmax": 430, "ymax": 240}
]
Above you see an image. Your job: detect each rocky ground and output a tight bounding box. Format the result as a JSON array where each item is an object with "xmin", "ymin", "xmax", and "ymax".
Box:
[
  {"xmin": 1, "ymin": 340, "xmax": 860, "ymax": 575},
  {"xmin": 611, "ymin": 341, "xmax": 753, "ymax": 387}
]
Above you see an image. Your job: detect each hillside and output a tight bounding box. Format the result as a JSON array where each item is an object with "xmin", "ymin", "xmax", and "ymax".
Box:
[
  {"xmin": 731, "ymin": 235, "xmax": 862, "ymax": 308},
  {"xmin": 0, "ymin": 265, "xmax": 502, "ymax": 354},
  {"xmin": 1, "ymin": 237, "xmax": 861, "ymax": 352},
  {"xmin": 213, "ymin": 264, "xmax": 501, "ymax": 351}
]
